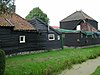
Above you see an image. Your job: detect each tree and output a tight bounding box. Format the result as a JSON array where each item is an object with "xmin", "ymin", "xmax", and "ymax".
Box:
[
  {"xmin": 0, "ymin": 0, "xmax": 15, "ymax": 14},
  {"xmin": 26, "ymin": 7, "xmax": 49, "ymax": 24}
]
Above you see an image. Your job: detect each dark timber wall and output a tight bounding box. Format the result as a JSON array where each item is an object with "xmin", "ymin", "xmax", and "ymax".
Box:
[
  {"xmin": 0, "ymin": 27, "xmax": 46, "ymax": 54},
  {"xmin": 60, "ymin": 19, "xmax": 98, "ymax": 30},
  {"xmin": 63, "ymin": 33, "xmax": 80, "ymax": 47},
  {"xmin": 45, "ymin": 32, "xmax": 61, "ymax": 50},
  {"xmin": 86, "ymin": 19, "xmax": 98, "ymax": 29},
  {"xmin": 60, "ymin": 20, "xmax": 80, "ymax": 30},
  {"xmin": 0, "ymin": 27, "xmax": 61, "ymax": 55},
  {"xmin": 63, "ymin": 32, "xmax": 100, "ymax": 47},
  {"xmin": 29, "ymin": 18, "xmax": 62, "ymax": 50}
]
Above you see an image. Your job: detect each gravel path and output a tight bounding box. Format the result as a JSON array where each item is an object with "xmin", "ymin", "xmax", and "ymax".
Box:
[{"xmin": 59, "ymin": 57, "xmax": 100, "ymax": 75}]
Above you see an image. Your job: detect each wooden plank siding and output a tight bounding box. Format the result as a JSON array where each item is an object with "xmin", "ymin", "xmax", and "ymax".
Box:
[
  {"xmin": 0, "ymin": 27, "xmax": 46, "ymax": 54},
  {"xmin": 0, "ymin": 27, "xmax": 61, "ymax": 55},
  {"xmin": 62, "ymin": 32, "xmax": 100, "ymax": 47},
  {"xmin": 63, "ymin": 33, "xmax": 80, "ymax": 47},
  {"xmin": 45, "ymin": 32, "xmax": 62, "ymax": 50},
  {"xmin": 29, "ymin": 18, "xmax": 62, "ymax": 50}
]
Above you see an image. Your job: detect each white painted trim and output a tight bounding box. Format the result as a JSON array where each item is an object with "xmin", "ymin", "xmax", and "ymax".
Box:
[
  {"xmin": 58, "ymin": 35, "xmax": 60, "ymax": 40},
  {"xmin": 48, "ymin": 34, "xmax": 55, "ymax": 40},
  {"xmin": 19, "ymin": 36, "xmax": 25, "ymax": 43}
]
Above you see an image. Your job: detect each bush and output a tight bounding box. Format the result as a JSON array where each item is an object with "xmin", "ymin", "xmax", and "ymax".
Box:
[
  {"xmin": 91, "ymin": 66, "xmax": 100, "ymax": 75},
  {"xmin": 0, "ymin": 50, "xmax": 5, "ymax": 75}
]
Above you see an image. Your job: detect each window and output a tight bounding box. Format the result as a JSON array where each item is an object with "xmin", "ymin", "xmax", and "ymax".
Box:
[
  {"xmin": 58, "ymin": 35, "xmax": 60, "ymax": 40},
  {"xmin": 48, "ymin": 34, "xmax": 55, "ymax": 40},
  {"xmin": 77, "ymin": 25, "xmax": 81, "ymax": 30},
  {"xmin": 19, "ymin": 36, "xmax": 25, "ymax": 43},
  {"xmin": 77, "ymin": 39, "xmax": 80, "ymax": 42}
]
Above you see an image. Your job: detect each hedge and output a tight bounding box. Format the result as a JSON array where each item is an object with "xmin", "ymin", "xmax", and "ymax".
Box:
[{"xmin": 0, "ymin": 50, "xmax": 5, "ymax": 75}]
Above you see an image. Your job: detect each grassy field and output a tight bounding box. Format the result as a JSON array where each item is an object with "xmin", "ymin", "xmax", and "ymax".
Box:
[
  {"xmin": 91, "ymin": 66, "xmax": 100, "ymax": 75},
  {"xmin": 5, "ymin": 46, "xmax": 100, "ymax": 75}
]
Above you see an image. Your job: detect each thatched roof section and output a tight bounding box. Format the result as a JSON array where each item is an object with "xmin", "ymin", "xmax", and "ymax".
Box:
[{"xmin": 61, "ymin": 11, "xmax": 96, "ymax": 22}]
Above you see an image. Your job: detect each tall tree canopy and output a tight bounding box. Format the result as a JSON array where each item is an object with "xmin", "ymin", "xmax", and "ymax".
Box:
[
  {"xmin": 26, "ymin": 7, "xmax": 49, "ymax": 24},
  {"xmin": 0, "ymin": 0, "xmax": 15, "ymax": 14}
]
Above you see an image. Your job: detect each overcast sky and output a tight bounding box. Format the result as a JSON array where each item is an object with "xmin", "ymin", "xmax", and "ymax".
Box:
[{"xmin": 15, "ymin": 0, "xmax": 100, "ymax": 29}]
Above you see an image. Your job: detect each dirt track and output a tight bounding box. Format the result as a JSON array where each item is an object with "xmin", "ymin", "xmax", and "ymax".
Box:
[{"xmin": 59, "ymin": 57, "xmax": 100, "ymax": 75}]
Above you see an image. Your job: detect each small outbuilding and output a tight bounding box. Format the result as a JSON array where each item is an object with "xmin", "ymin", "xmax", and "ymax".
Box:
[
  {"xmin": 0, "ymin": 13, "xmax": 39, "ymax": 54},
  {"xmin": 29, "ymin": 17, "xmax": 62, "ymax": 50},
  {"xmin": 59, "ymin": 10, "xmax": 100, "ymax": 47},
  {"xmin": 60, "ymin": 10, "xmax": 98, "ymax": 32}
]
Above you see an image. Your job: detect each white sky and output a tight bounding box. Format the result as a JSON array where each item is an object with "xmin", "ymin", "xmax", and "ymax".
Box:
[{"xmin": 15, "ymin": 0, "xmax": 100, "ymax": 29}]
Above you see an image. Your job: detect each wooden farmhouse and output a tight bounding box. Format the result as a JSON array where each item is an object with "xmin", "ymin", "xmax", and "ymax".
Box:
[
  {"xmin": 59, "ymin": 11, "xmax": 100, "ymax": 47},
  {"xmin": 0, "ymin": 14, "xmax": 61, "ymax": 55},
  {"xmin": 29, "ymin": 17, "xmax": 62, "ymax": 50}
]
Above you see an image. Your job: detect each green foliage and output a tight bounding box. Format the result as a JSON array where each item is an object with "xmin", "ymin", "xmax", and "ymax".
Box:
[
  {"xmin": 0, "ymin": 0, "xmax": 15, "ymax": 14},
  {"xmin": 5, "ymin": 46, "xmax": 100, "ymax": 75},
  {"xmin": 25, "ymin": 7, "xmax": 49, "ymax": 24},
  {"xmin": 0, "ymin": 50, "xmax": 5, "ymax": 75},
  {"xmin": 0, "ymin": 2, "xmax": 7, "ymax": 14},
  {"xmin": 91, "ymin": 66, "xmax": 100, "ymax": 75}
]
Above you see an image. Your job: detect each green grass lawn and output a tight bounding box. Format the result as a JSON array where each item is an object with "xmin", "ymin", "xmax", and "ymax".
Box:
[
  {"xmin": 5, "ymin": 46, "xmax": 100, "ymax": 75},
  {"xmin": 91, "ymin": 66, "xmax": 100, "ymax": 75}
]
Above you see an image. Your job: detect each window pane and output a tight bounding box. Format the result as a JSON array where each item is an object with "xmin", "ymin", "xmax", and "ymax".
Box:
[
  {"xmin": 20, "ymin": 37, "xmax": 23, "ymax": 41},
  {"xmin": 20, "ymin": 36, "xmax": 25, "ymax": 43},
  {"xmin": 48, "ymin": 34, "xmax": 55, "ymax": 40},
  {"xmin": 58, "ymin": 35, "xmax": 60, "ymax": 40}
]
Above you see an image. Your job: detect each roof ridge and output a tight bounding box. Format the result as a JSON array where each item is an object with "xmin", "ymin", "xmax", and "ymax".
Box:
[
  {"xmin": 60, "ymin": 11, "xmax": 78, "ymax": 22},
  {"xmin": 33, "ymin": 18, "xmax": 61, "ymax": 34},
  {"xmin": 80, "ymin": 11, "xmax": 86, "ymax": 20},
  {"xmin": 60, "ymin": 10, "xmax": 96, "ymax": 22},
  {"xmin": 80, "ymin": 11, "xmax": 94, "ymax": 20}
]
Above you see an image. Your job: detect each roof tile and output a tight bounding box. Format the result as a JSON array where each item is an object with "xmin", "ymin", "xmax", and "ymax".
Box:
[{"xmin": 0, "ymin": 13, "xmax": 36, "ymax": 31}]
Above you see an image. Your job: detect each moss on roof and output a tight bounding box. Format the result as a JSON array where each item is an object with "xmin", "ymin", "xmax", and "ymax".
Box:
[{"xmin": 0, "ymin": 13, "xmax": 36, "ymax": 31}]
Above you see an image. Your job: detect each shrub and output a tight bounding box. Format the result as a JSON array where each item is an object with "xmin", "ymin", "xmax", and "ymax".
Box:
[
  {"xmin": 91, "ymin": 66, "xmax": 100, "ymax": 75},
  {"xmin": 0, "ymin": 50, "xmax": 5, "ymax": 75}
]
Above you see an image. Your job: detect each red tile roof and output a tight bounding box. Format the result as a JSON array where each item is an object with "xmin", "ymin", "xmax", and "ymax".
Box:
[
  {"xmin": 0, "ymin": 13, "xmax": 36, "ymax": 31},
  {"xmin": 51, "ymin": 26, "xmax": 59, "ymax": 29}
]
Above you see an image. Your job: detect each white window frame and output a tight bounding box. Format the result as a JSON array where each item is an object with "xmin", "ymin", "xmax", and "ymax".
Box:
[
  {"xmin": 19, "ymin": 36, "xmax": 25, "ymax": 43},
  {"xmin": 58, "ymin": 35, "xmax": 60, "ymax": 40},
  {"xmin": 48, "ymin": 34, "xmax": 55, "ymax": 41}
]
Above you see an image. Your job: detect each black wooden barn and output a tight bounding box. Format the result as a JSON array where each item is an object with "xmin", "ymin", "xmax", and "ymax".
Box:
[
  {"xmin": 60, "ymin": 10, "xmax": 98, "ymax": 31},
  {"xmin": 29, "ymin": 17, "xmax": 62, "ymax": 50},
  {"xmin": 59, "ymin": 10, "xmax": 100, "ymax": 47},
  {"xmin": 0, "ymin": 14, "xmax": 61, "ymax": 55}
]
